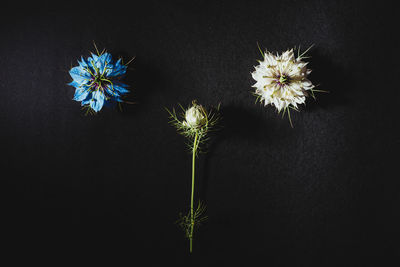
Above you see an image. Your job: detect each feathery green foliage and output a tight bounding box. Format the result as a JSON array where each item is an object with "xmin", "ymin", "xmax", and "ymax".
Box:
[{"xmin": 176, "ymin": 201, "xmax": 208, "ymax": 240}]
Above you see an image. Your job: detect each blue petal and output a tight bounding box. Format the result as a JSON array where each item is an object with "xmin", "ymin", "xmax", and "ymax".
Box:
[
  {"xmin": 90, "ymin": 53, "xmax": 99, "ymax": 62},
  {"xmin": 78, "ymin": 56, "xmax": 89, "ymax": 69},
  {"xmin": 94, "ymin": 53, "xmax": 111, "ymax": 75},
  {"xmin": 69, "ymin": 66, "xmax": 90, "ymax": 84},
  {"xmin": 104, "ymin": 84, "xmax": 121, "ymax": 98},
  {"xmin": 95, "ymin": 53, "xmax": 105, "ymax": 72},
  {"xmin": 106, "ymin": 58, "xmax": 127, "ymax": 77},
  {"xmin": 90, "ymin": 90, "xmax": 105, "ymax": 112},
  {"xmin": 73, "ymin": 87, "xmax": 90, "ymax": 101},
  {"xmin": 113, "ymin": 82, "xmax": 129, "ymax": 94},
  {"xmin": 86, "ymin": 54, "xmax": 99, "ymax": 73},
  {"xmin": 81, "ymin": 94, "xmax": 92, "ymax": 106},
  {"xmin": 68, "ymin": 81, "xmax": 81, "ymax": 88}
]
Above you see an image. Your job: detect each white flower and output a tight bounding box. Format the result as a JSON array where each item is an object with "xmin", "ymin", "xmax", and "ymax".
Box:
[
  {"xmin": 251, "ymin": 48, "xmax": 314, "ymax": 112},
  {"xmin": 184, "ymin": 103, "xmax": 206, "ymax": 129}
]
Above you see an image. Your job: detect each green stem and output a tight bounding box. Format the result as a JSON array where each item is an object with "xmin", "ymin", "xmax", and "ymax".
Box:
[{"xmin": 190, "ymin": 133, "xmax": 198, "ymax": 253}]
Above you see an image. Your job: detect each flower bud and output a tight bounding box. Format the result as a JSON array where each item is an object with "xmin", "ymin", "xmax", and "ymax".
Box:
[{"xmin": 184, "ymin": 104, "xmax": 205, "ymax": 129}]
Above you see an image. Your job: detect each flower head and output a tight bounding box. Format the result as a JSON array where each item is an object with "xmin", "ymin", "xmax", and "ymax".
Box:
[
  {"xmin": 183, "ymin": 103, "xmax": 206, "ymax": 129},
  {"xmin": 166, "ymin": 100, "xmax": 220, "ymax": 151},
  {"xmin": 251, "ymin": 47, "xmax": 315, "ymax": 116},
  {"xmin": 68, "ymin": 50, "xmax": 129, "ymax": 113}
]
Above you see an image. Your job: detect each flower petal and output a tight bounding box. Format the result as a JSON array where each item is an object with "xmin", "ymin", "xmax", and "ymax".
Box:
[
  {"xmin": 113, "ymin": 82, "xmax": 129, "ymax": 94},
  {"xmin": 69, "ymin": 66, "xmax": 90, "ymax": 84},
  {"xmin": 107, "ymin": 58, "xmax": 127, "ymax": 77},
  {"xmin": 81, "ymin": 94, "xmax": 92, "ymax": 106},
  {"xmin": 90, "ymin": 90, "xmax": 105, "ymax": 112},
  {"xmin": 68, "ymin": 81, "xmax": 81, "ymax": 88},
  {"xmin": 73, "ymin": 87, "xmax": 91, "ymax": 102},
  {"xmin": 95, "ymin": 53, "xmax": 112, "ymax": 74},
  {"xmin": 78, "ymin": 56, "xmax": 89, "ymax": 69}
]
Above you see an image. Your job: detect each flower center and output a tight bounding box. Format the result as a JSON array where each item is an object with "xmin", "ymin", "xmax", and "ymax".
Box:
[
  {"xmin": 92, "ymin": 74, "xmax": 105, "ymax": 90},
  {"xmin": 277, "ymin": 74, "xmax": 290, "ymax": 85},
  {"xmin": 94, "ymin": 75, "xmax": 102, "ymax": 84}
]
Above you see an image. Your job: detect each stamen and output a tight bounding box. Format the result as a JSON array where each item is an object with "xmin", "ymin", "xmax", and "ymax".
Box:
[{"xmin": 276, "ymin": 74, "xmax": 290, "ymax": 86}]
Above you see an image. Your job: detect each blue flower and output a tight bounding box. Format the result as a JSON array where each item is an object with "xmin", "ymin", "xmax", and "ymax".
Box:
[{"xmin": 68, "ymin": 52, "xmax": 129, "ymax": 112}]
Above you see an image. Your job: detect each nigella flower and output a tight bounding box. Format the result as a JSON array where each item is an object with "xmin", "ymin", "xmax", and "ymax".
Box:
[
  {"xmin": 167, "ymin": 101, "xmax": 219, "ymax": 147},
  {"xmin": 251, "ymin": 45, "xmax": 324, "ymax": 126},
  {"xmin": 69, "ymin": 48, "xmax": 130, "ymax": 113},
  {"xmin": 166, "ymin": 100, "xmax": 220, "ymax": 253},
  {"xmin": 183, "ymin": 103, "xmax": 206, "ymax": 129}
]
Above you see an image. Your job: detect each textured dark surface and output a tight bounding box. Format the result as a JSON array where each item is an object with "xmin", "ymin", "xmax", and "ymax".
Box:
[{"xmin": 1, "ymin": 1, "xmax": 399, "ymax": 266}]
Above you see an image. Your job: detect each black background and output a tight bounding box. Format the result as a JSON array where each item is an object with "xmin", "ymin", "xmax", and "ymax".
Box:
[{"xmin": 1, "ymin": 1, "xmax": 399, "ymax": 266}]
